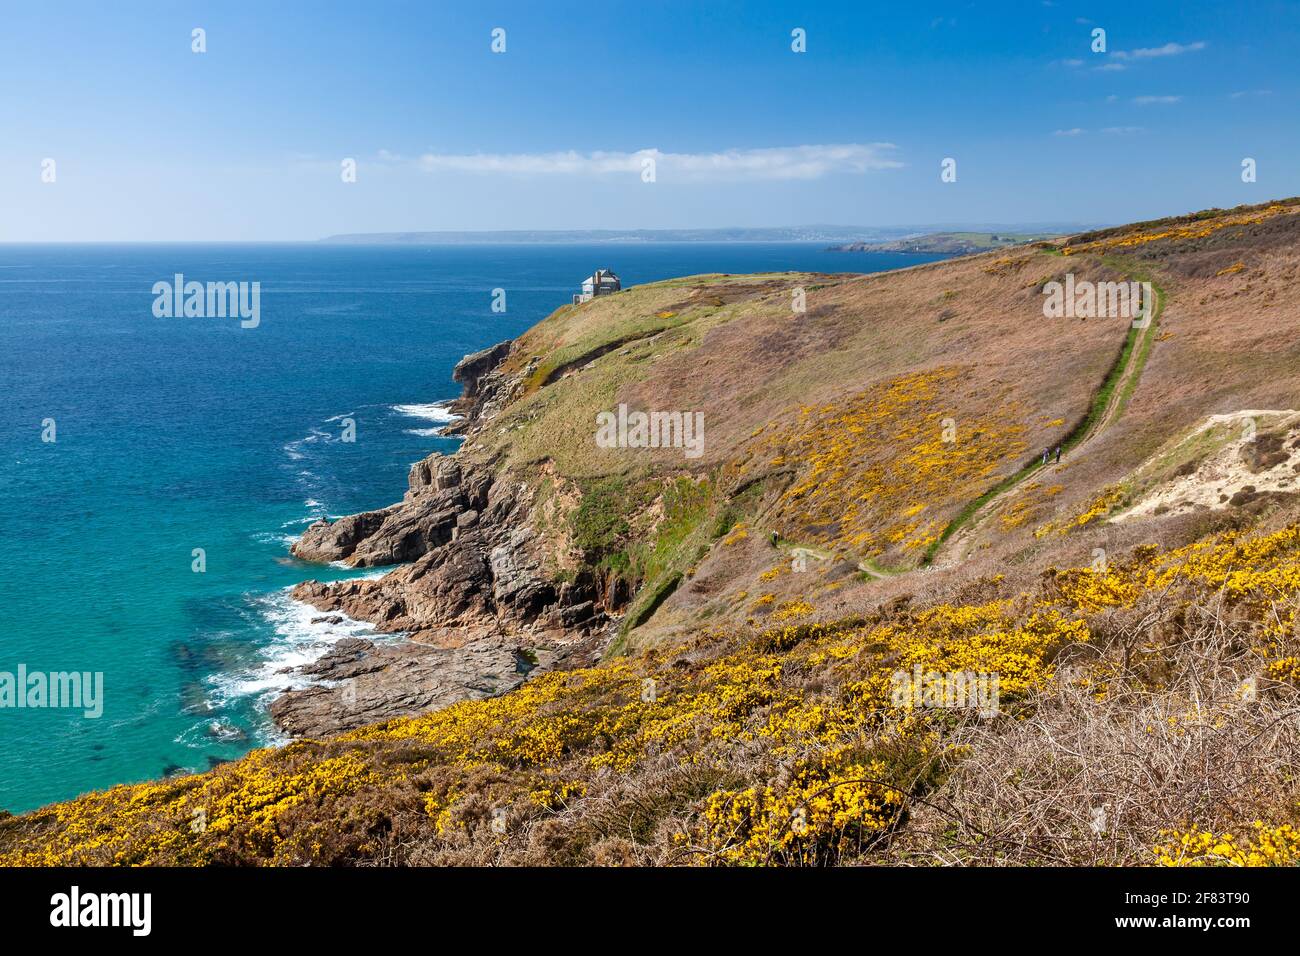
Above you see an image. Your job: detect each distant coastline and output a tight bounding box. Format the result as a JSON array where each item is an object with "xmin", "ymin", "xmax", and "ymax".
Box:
[
  {"xmin": 320, "ymin": 223, "xmax": 1097, "ymax": 245},
  {"xmin": 828, "ymin": 230, "xmax": 1065, "ymax": 255}
]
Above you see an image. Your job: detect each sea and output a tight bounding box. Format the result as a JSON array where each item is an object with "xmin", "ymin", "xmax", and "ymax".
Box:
[{"xmin": 0, "ymin": 242, "xmax": 946, "ymax": 812}]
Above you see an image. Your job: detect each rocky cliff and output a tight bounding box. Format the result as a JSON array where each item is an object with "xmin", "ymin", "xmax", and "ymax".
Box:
[{"xmin": 275, "ymin": 340, "xmax": 613, "ymax": 736}]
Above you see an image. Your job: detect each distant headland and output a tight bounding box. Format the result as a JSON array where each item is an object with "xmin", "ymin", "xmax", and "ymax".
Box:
[{"xmin": 319, "ymin": 223, "xmax": 1097, "ymax": 245}]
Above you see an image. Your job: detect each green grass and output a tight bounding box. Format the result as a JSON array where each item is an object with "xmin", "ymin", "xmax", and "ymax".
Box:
[
  {"xmin": 570, "ymin": 476, "xmax": 647, "ymax": 574},
  {"xmin": 1105, "ymin": 264, "xmax": 1164, "ymax": 417},
  {"xmin": 523, "ymin": 317, "xmax": 686, "ymax": 392},
  {"xmin": 566, "ymin": 474, "xmax": 744, "ymax": 645},
  {"xmin": 651, "ymin": 271, "xmax": 821, "ymax": 288},
  {"xmin": 627, "ymin": 477, "xmax": 715, "ymax": 585},
  {"xmin": 859, "ymin": 556, "xmax": 906, "ymax": 578}
]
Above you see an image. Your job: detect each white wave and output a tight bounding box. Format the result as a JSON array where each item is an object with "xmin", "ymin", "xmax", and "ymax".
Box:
[
  {"xmin": 206, "ymin": 587, "xmax": 397, "ymax": 710},
  {"xmin": 280, "ymin": 516, "xmax": 319, "ymax": 528},
  {"xmin": 403, "ymin": 427, "xmax": 444, "ymax": 437},
  {"xmin": 251, "ymin": 530, "xmax": 298, "ymax": 547},
  {"xmin": 324, "ymin": 563, "xmax": 390, "ymax": 579},
  {"xmin": 283, "ymin": 428, "xmax": 332, "ymax": 461},
  {"xmin": 392, "ymin": 401, "xmax": 461, "ymax": 424},
  {"xmin": 175, "ymin": 717, "xmax": 249, "ymax": 749}
]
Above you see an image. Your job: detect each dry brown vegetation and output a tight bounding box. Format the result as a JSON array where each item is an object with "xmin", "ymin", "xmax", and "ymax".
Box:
[{"xmin": 893, "ymin": 590, "xmax": 1300, "ymax": 865}]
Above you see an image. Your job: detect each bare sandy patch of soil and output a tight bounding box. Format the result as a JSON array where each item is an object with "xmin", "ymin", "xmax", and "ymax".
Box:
[{"xmin": 1115, "ymin": 409, "xmax": 1300, "ymax": 522}]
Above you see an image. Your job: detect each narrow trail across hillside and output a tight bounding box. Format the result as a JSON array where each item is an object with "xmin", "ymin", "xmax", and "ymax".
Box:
[
  {"xmin": 770, "ymin": 258, "xmax": 1163, "ymax": 584},
  {"xmin": 930, "ymin": 267, "xmax": 1164, "ymax": 567}
]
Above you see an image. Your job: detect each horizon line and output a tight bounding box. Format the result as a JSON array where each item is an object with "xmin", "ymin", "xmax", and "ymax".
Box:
[{"xmin": 0, "ymin": 222, "xmax": 1103, "ymax": 246}]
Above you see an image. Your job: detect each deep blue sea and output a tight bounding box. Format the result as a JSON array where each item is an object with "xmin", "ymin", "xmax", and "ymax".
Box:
[{"xmin": 0, "ymin": 242, "xmax": 945, "ymax": 813}]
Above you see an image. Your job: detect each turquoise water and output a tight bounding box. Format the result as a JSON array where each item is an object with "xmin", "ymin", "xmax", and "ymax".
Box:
[{"xmin": 0, "ymin": 242, "xmax": 946, "ymax": 813}]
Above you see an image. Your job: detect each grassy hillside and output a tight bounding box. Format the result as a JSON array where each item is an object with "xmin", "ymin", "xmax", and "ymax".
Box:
[{"xmin": 7, "ymin": 198, "xmax": 1300, "ymax": 866}]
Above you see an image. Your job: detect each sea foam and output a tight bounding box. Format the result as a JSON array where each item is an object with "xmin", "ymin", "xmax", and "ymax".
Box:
[
  {"xmin": 207, "ymin": 586, "xmax": 396, "ymax": 713},
  {"xmin": 392, "ymin": 401, "xmax": 460, "ymax": 423}
]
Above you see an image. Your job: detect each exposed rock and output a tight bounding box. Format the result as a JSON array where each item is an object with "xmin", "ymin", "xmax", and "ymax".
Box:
[
  {"xmin": 291, "ymin": 507, "xmax": 397, "ymax": 564},
  {"xmin": 452, "ymin": 340, "xmax": 512, "ymax": 399},
  {"xmin": 293, "ymin": 526, "xmax": 498, "ymax": 638},
  {"xmin": 453, "ymin": 509, "xmax": 479, "ymax": 540},
  {"xmin": 280, "ymin": 501, "xmax": 611, "ymax": 735},
  {"xmin": 290, "ymin": 498, "xmax": 606, "ymax": 645},
  {"xmin": 444, "ymin": 339, "xmax": 518, "ymax": 436},
  {"xmin": 275, "ymin": 332, "xmax": 624, "ymax": 738},
  {"xmin": 269, "ymin": 635, "xmax": 557, "ymax": 737},
  {"xmin": 267, "ymin": 619, "xmax": 614, "ymax": 737},
  {"xmin": 490, "ymin": 527, "xmax": 554, "ymax": 612},
  {"xmin": 291, "ymin": 466, "xmax": 490, "ymax": 567},
  {"xmin": 407, "ymin": 453, "xmax": 463, "ymax": 496},
  {"xmin": 280, "ymin": 415, "xmax": 603, "ymax": 736}
]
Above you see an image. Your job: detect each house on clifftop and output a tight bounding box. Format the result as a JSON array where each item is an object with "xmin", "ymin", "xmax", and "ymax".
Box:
[{"xmin": 573, "ymin": 268, "xmax": 621, "ymax": 304}]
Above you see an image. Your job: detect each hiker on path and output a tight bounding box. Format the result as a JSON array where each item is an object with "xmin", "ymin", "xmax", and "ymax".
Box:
[
  {"xmin": 1055, "ymin": 446, "xmax": 1062, "ymax": 463},
  {"xmin": 1042, "ymin": 449, "xmax": 1049, "ymax": 465}
]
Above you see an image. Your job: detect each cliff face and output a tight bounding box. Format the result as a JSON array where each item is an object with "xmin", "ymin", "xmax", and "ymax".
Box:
[{"xmin": 277, "ymin": 340, "xmax": 613, "ymax": 736}]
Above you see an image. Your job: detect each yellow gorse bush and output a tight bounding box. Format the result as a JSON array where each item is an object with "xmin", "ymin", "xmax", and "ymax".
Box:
[
  {"xmin": 1036, "ymin": 485, "xmax": 1125, "ymax": 537},
  {"xmin": 694, "ymin": 749, "xmax": 899, "ymax": 865},
  {"xmin": 7, "ymin": 523, "xmax": 1300, "ymax": 866},
  {"xmin": 1154, "ymin": 822, "xmax": 1300, "ymax": 867},
  {"xmin": 1061, "ymin": 204, "xmax": 1294, "ymax": 257},
  {"xmin": 741, "ymin": 368, "xmax": 1027, "ymax": 559},
  {"xmin": 772, "ymin": 599, "xmax": 814, "ymax": 621},
  {"xmin": 1052, "ymin": 526, "xmax": 1300, "ymax": 637}
]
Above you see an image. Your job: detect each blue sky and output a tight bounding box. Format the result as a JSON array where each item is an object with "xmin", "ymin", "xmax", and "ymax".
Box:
[{"xmin": 2, "ymin": 0, "xmax": 1298, "ymax": 240}]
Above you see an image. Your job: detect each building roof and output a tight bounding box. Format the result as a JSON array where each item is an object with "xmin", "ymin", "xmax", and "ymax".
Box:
[{"xmin": 581, "ymin": 269, "xmax": 621, "ymax": 290}]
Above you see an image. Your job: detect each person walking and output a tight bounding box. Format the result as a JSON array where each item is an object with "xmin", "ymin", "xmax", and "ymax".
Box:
[
  {"xmin": 1042, "ymin": 449, "xmax": 1049, "ymax": 466},
  {"xmin": 1055, "ymin": 446, "xmax": 1062, "ymax": 464}
]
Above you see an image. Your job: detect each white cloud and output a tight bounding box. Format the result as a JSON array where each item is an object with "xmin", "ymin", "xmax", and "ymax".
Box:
[
  {"xmin": 1133, "ymin": 95, "xmax": 1182, "ymax": 105},
  {"xmin": 411, "ymin": 144, "xmax": 902, "ymax": 181},
  {"xmin": 1053, "ymin": 126, "xmax": 1144, "ymax": 137},
  {"xmin": 1112, "ymin": 41, "xmax": 1206, "ymax": 60}
]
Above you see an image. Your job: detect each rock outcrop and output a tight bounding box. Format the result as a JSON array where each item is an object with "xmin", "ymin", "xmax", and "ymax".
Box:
[
  {"xmin": 277, "ymin": 337, "xmax": 615, "ymax": 736},
  {"xmin": 444, "ymin": 339, "xmax": 517, "ymax": 436},
  {"xmin": 291, "ymin": 453, "xmax": 491, "ymax": 567},
  {"xmin": 268, "ymin": 635, "xmax": 557, "ymax": 737}
]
